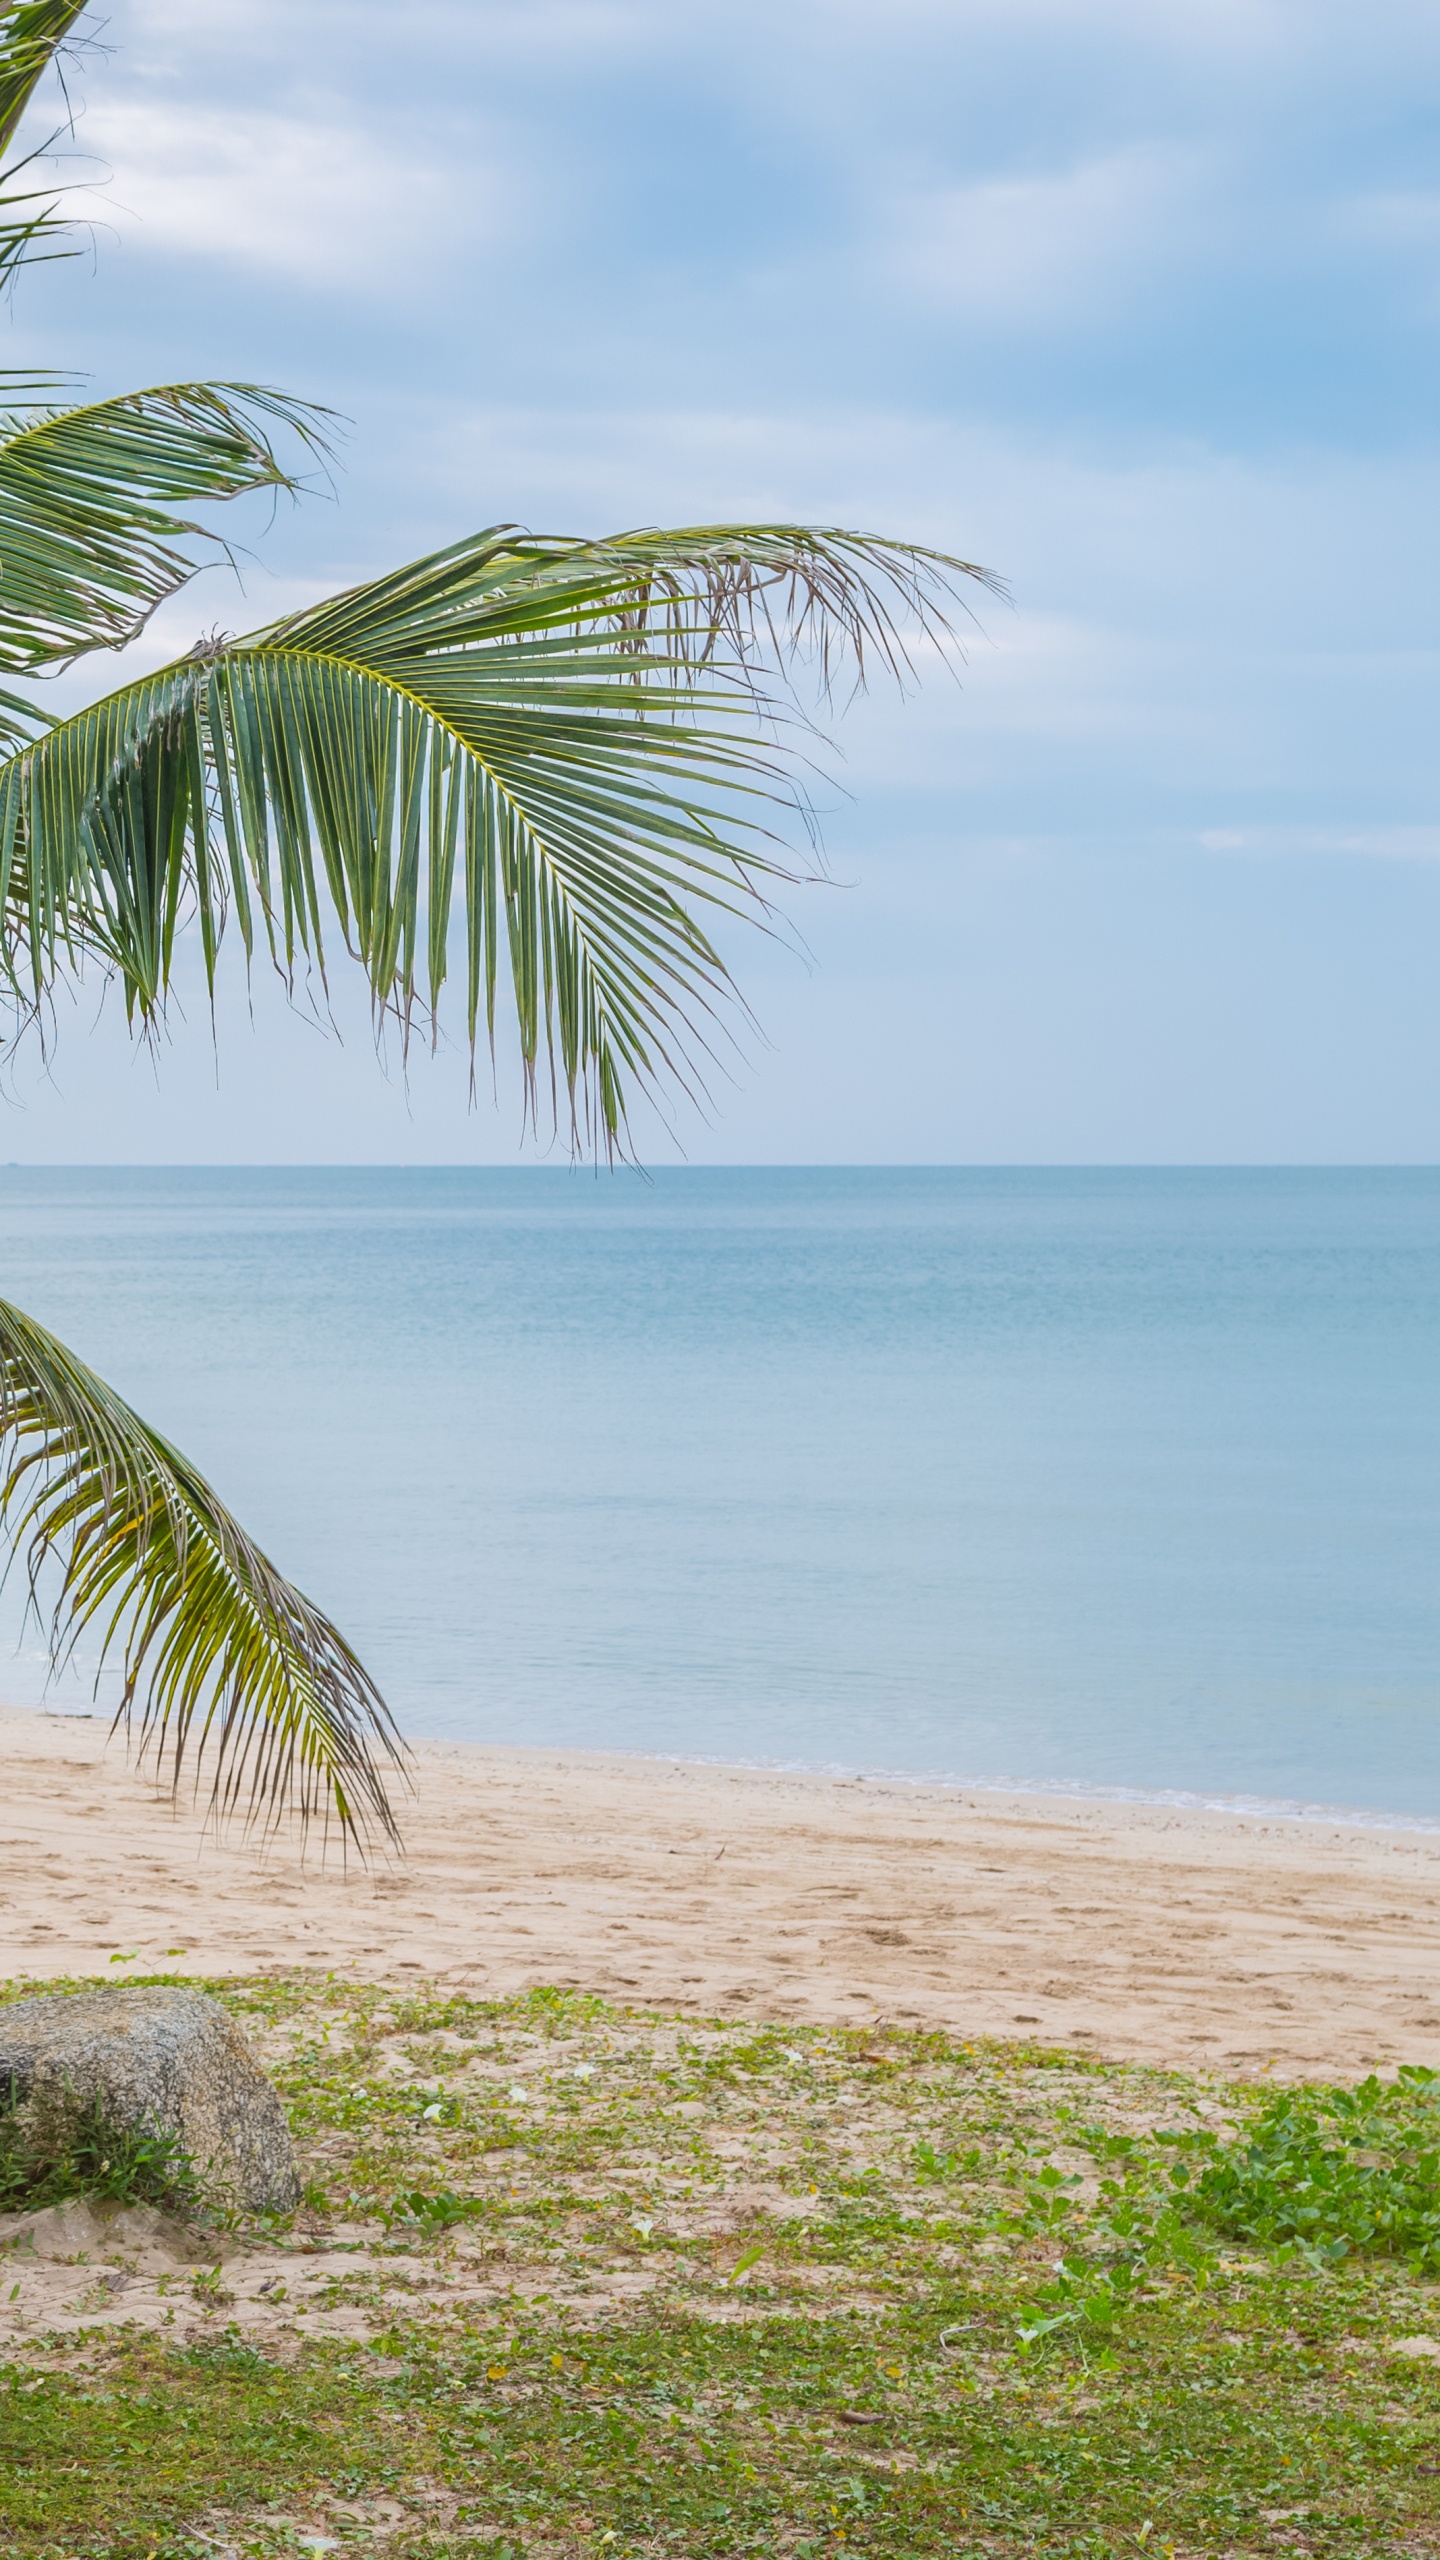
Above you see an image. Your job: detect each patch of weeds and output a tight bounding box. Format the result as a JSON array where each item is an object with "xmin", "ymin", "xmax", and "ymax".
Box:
[
  {"xmin": 189, "ymin": 2262, "xmax": 236, "ymax": 2310},
  {"xmin": 913, "ymin": 2136, "xmax": 982, "ymax": 2181},
  {"xmin": 1179, "ymin": 2066, "xmax": 1440, "ymax": 2267},
  {"xmin": 386, "ymin": 2185, "xmax": 479, "ymax": 2231},
  {"xmin": 7, "ymin": 2277, "xmax": 1440, "ymax": 2558},
  {"xmin": 0, "ymin": 2092, "xmax": 196, "ymax": 2215},
  {"xmin": 7, "ymin": 1975, "xmax": 1440, "ymax": 2556},
  {"xmin": 1014, "ymin": 2066, "xmax": 1440, "ymax": 2352}
]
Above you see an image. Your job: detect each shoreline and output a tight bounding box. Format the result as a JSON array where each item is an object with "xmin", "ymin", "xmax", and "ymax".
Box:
[
  {"xmin": 27, "ymin": 1702, "xmax": 1440, "ymax": 1840},
  {"xmin": 581, "ymin": 1741, "xmax": 1440, "ymax": 1838},
  {"xmin": 4, "ymin": 1704, "xmax": 1440, "ymax": 2079}
]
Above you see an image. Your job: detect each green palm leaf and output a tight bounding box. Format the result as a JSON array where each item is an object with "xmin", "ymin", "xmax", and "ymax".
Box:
[
  {"xmin": 0, "ymin": 1296, "xmax": 405, "ymax": 1846},
  {"xmin": 0, "ymin": 381, "xmax": 335, "ymax": 677},
  {"xmin": 0, "ymin": 519, "xmax": 997, "ymax": 1148},
  {"xmin": 0, "ymin": 0, "xmax": 412, "ymax": 1847},
  {"xmin": 0, "ymin": 1, "xmax": 1001, "ymax": 1844},
  {"xmin": 0, "ymin": 2, "xmax": 94, "ymax": 293},
  {"xmin": 0, "ymin": 1, "xmax": 89, "ymax": 158}
]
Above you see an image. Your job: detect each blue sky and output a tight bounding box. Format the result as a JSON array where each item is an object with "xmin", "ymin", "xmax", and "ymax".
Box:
[{"xmin": 4, "ymin": 0, "xmax": 1440, "ymax": 1162}]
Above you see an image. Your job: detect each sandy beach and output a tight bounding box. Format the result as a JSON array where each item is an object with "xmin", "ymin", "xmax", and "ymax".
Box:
[{"xmin": 3, "ymin": 1703, "xmax": 1439, "ymax": 2080}]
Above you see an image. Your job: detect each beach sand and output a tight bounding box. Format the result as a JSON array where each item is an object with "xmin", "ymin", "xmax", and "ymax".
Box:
[{"xmin": 3, "ymin": 1704, "xmax": 1439, "ymax": 2079}]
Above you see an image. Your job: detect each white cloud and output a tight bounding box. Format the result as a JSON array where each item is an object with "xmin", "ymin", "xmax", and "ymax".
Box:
[
  {"xmin": 126, "ymin": 0, "xmax": 659, "ymax": 65},
  {"xmin": 885, "ymin": 147, "xmax": 1207, "ymax": 325},
  {"xmin": 1350, "ymin": 188, "xmax": 1440, "ymax": 241},
  {"xmin": 130, "ymin": 0, "xmax": 1424, "ymax": 80},
  {"xmin": 69, "ymin": 96, "xmax": 498, "ymax": 286},
  {"xmin": 1195, "ymin": 823, "xmax": 1440, "ymax": 863},
  {"xmin": 1340, "ymin": 188, "xmax": 1440, "ymax": 314}
]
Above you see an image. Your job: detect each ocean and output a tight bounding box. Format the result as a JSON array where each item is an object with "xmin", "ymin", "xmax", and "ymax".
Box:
[{"xmin": 0, "ymin": 1165, "xmax": 1435, "ymax": 1820}]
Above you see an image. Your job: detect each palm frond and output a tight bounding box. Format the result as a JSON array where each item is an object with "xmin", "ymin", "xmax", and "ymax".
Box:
[
  {"xmin": 0, "ymin": 1295, "xmax": 405, "ymax": 1847},
  {"xmin": 0, "ymin": 671, "xmax": 49, "ymax": 749},
  {"xmin": 0, "ymin": 381, "xmax": 337, "ymax": 673},
  {"xmin": 0, "ymin": 4, "xmax": 1002, "ymax": 1844},
  {"xmin": 0, "ymin": 1, "xmax": 89, "ymax": 160},
  {"xmin": 0, "ymin": 5, "xmax": 97, "ymax": 293},
  {"xmin": 0, "ymin": 520, "xmax": 997, "ymax": 1151},
  {"xmin": 0, "ymin": 167, "xmax": 69, "ymax": 291}
]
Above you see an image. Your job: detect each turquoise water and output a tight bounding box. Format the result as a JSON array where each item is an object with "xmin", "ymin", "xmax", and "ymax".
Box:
[{"xmin": 0, "ymin": 1166, "xmax": 1436, "ymax": 1818}]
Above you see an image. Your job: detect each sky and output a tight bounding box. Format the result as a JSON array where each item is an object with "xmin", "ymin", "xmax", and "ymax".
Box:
[{"xmin": 3, "ymin": 0, "xmax": 1440, "ymax": 1163}]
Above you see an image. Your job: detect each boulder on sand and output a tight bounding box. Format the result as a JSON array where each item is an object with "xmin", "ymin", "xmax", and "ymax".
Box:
[{"xmin": 0, "ymin": 1986, "xmax": 301, "ymax": 2213}]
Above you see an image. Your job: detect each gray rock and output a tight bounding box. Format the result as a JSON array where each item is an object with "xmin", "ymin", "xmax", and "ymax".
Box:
[{"xmin": 0, "ymin": 1986, "xmax": 301, "ymax": 2213}]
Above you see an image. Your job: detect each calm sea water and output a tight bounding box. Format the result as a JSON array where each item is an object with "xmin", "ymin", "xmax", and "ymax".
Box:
[{"xmin": 0, "ymin": 1166, "xmax": 1435, "ymax": 1819}]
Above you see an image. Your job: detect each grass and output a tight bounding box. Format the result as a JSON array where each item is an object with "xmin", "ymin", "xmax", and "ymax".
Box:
[
  {"xmin": 0, "ymin": 2094, "xmax": 195, "ymax": 2218},
  {"xmin": 1, "ymin": 1972, "xmax": 1439, "ymax": 2557}
]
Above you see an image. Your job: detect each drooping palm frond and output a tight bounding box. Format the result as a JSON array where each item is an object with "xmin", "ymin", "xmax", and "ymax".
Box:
[
  {"xmin": 0, "ymin": 26, "xmax": 335, "ymax": 669},
  {"xmin": 0, "ymin": 20, "xmax": 336, "ymax": 683},
  {"xmin": 0, "ymin": 381, "xmax": 336, "ymax": 675},
  {"xmin": 0, "ymin": 167, "xmax": 69, "ymax": 293},
  {"xmin": 0, "ymin": 520, "xmax": 998, "ymax": 1150},
  {"xmin": 0, "ymin": 1296, "xmax": 405, "ymax": 1847},
  {"xmin": 0, "ymin": 0, "xmax": 415, "ymax": 1847},
  {"xmin": 0, "ymin": 3, "xmax": 1003, "ymax": 1840},
  {"xmin": 0, "ymin": 4, "xmax": 102, "ymax": 294},
  {"xmin": 0, "ymin": 0, "xmax": 88, "ymax": 159}
]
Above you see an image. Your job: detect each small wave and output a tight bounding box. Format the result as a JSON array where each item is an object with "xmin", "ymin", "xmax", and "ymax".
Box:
[{"xmin": 610, "ymin": 1747, "xmax": 1440, "ymax": 1836}]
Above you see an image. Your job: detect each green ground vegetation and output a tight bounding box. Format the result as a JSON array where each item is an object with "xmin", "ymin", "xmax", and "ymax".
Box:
[{"xmin": 3, "ymin": 1973, "xmax": 1440, "ymax": 2558}]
